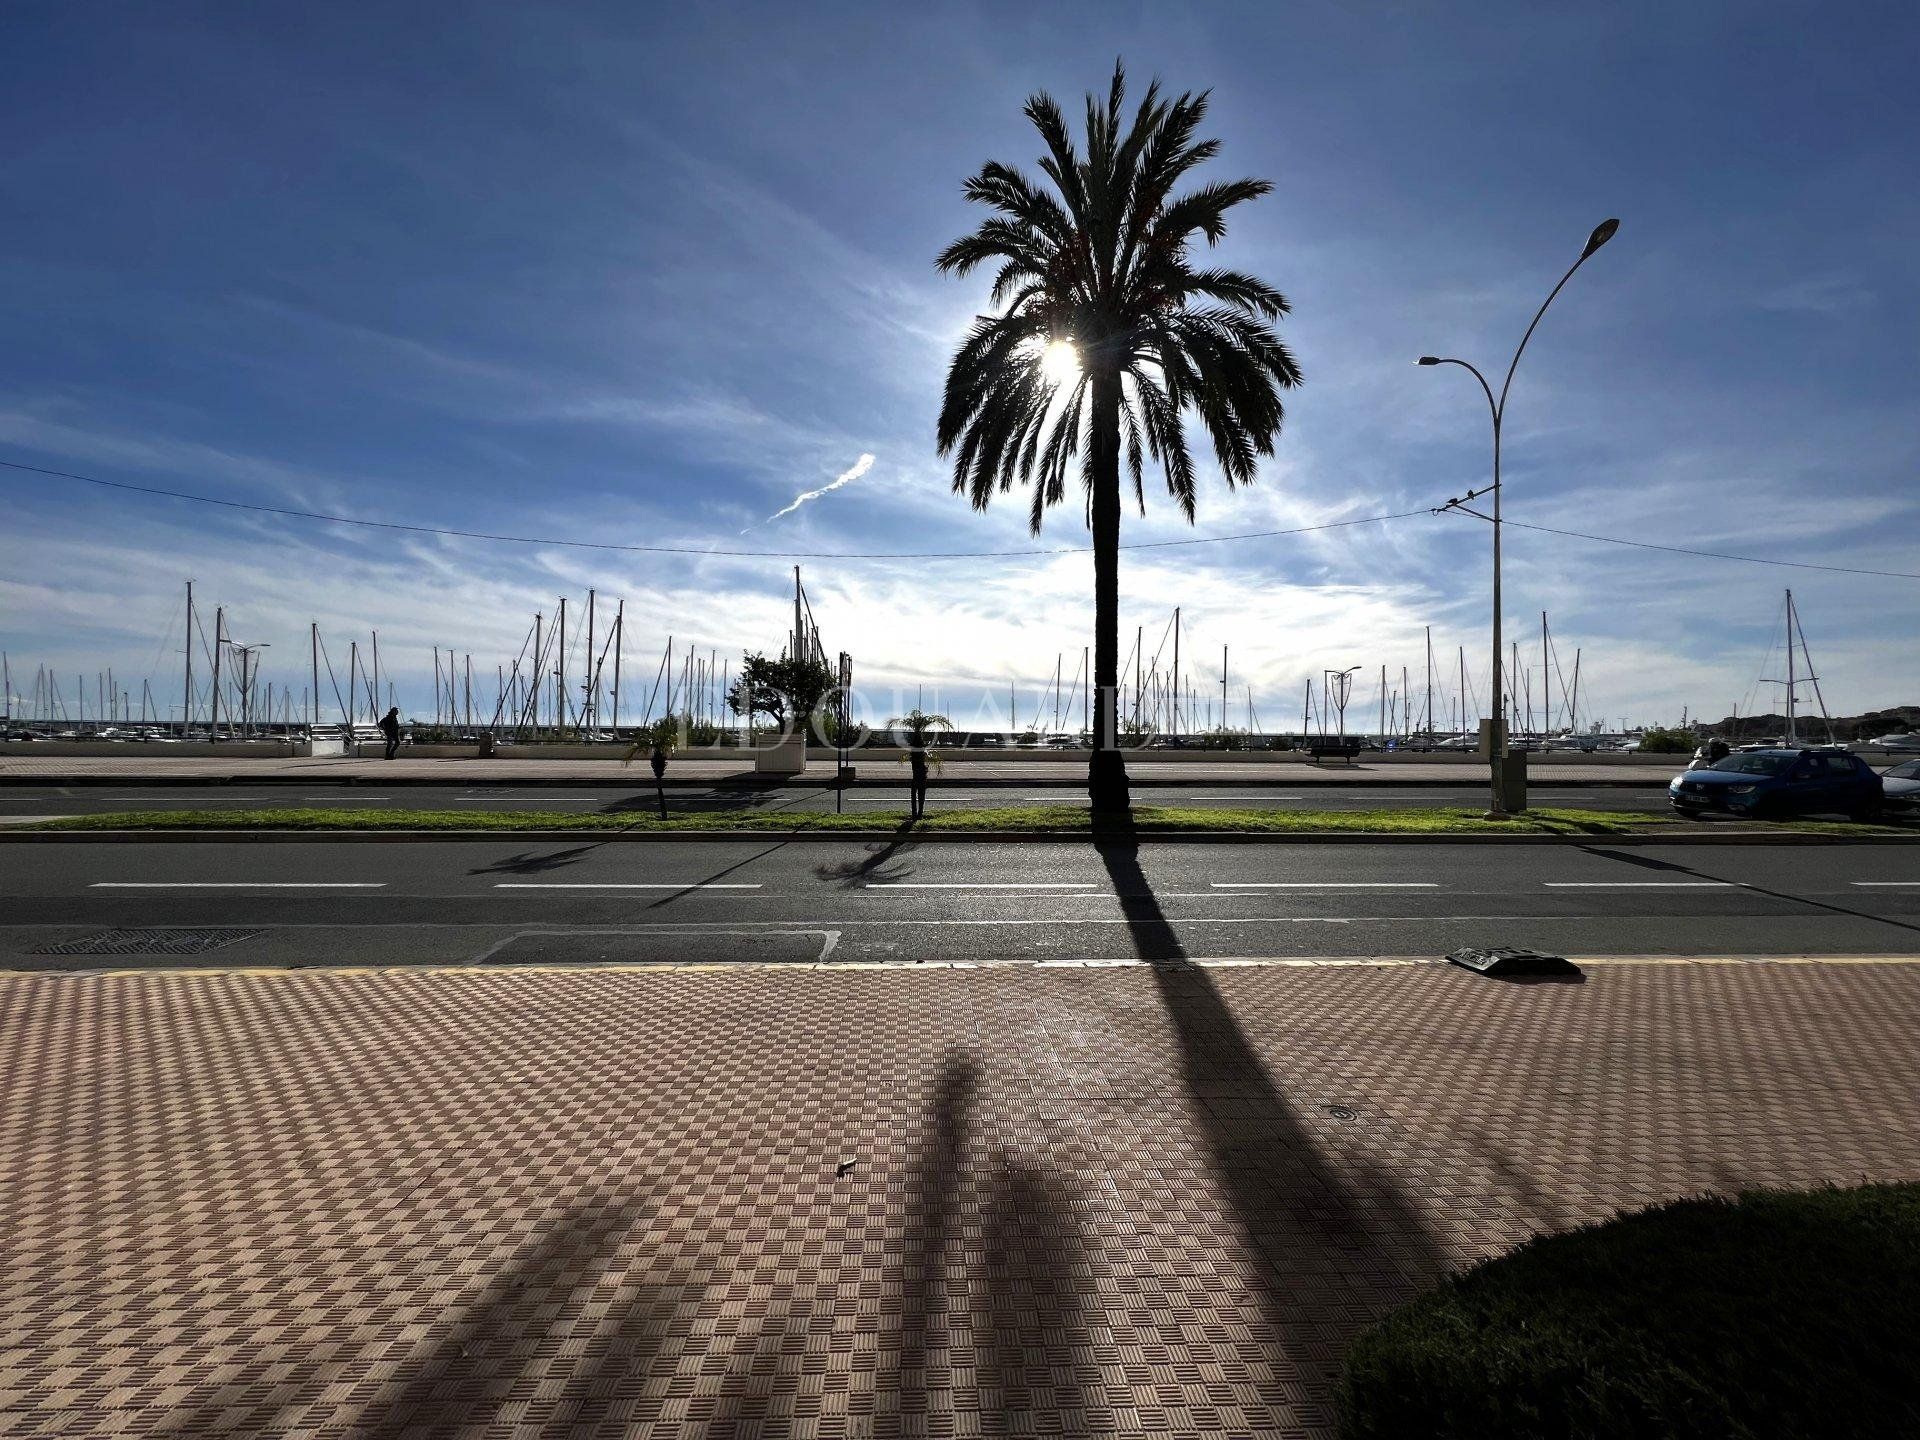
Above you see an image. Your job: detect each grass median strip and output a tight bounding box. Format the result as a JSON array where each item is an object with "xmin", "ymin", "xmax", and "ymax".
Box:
[{"xmin": 26, "ymin": 803, "xmax": 1690, "ymax": 835}]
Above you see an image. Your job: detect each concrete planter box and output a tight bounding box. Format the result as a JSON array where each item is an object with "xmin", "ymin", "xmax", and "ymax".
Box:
[{"xmin": 756, "ymin": 733, "xmax": 808, "ymax": 775}]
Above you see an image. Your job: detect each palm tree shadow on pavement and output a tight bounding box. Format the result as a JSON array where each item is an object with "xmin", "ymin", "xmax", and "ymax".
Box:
[
  {"xmin": 1093, "ymin": 823, "xmax": 1451, "ymax": 1419},
  {"xmin": 813, "ymin": 821, "xmax": 920, "ymax": 888},
  {"xmin": 159, "ymin": 1195, "xmax": 664, "ymax": 1438},
  {"xmin": 892, "ymin": 1051, "xmax": 1101, "ymax": 1433},
  {"xmin": 468, "ymin": 842, "xmax": 609, "ymax": 876}
]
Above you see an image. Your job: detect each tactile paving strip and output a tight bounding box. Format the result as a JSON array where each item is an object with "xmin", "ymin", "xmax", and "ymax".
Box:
[{"xmin": 3, "ymin": 961, "xmax": 1919, "ymax": 1437}]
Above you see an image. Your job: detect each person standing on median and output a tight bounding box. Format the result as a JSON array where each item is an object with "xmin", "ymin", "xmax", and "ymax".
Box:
[
  {"xmin": 889, "ymin": 710, "xmax": 949, "ymax": 822},
  {"xmin": 908, "ymin": 743, "xmax": 930, "ymax": 820},
  {"xmin": 379, "ymin": 706, "xmax": 402, "ymax": 761}
]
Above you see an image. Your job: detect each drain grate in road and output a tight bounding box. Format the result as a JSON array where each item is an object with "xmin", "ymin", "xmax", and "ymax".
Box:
[{"xmin": 36, "ymin": 928, "xmax": 267, "ymax": 957}]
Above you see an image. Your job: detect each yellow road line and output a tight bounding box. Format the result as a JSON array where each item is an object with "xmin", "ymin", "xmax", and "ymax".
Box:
[{"xmin": 8, "ymin": 953, "xmax": 1920, "ymax": 980}]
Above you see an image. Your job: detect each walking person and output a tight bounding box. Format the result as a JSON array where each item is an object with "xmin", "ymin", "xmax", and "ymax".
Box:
[{"xmin": 378, "ymin": 705, "xmax": 402, "ymax": 761}]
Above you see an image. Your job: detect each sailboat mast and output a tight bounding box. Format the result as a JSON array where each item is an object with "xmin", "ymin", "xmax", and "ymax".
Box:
[
  {"xmin": 1424, "ymin": 626, "xmax": 1433, "ymax": 740},
  {"xmin": 182, "ymin": 580, "xmax": 195, "ymax": 738},
  {"xmin": 1171, "ymin": 607, "xmax": 1181, "ymax": 738},
  {"xmin": 612, "ymin": 601, "xmax": 624, "ymax": 734},
  {"xmin": 1785, "ymin": 589, "xmax": 1797, "ymax": 746},
  {"xmin": 1458, "ymin": 647, "xmax": 1467, "ymax": 741}
]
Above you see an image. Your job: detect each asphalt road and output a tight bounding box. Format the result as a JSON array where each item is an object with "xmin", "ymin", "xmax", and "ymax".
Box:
[
  {"xmin": 4, "ymin": 837, "xmax": 1914, "ymax": 970},
  {"xmin": 0, "ymin": 781, "xmax": 1672, "ymax": 818}
]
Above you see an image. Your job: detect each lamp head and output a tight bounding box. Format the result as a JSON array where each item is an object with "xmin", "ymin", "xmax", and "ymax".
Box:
[
  {"xmin": 1417, "ymin": 356, "xmax": 1441, "ymax": 366},
  {"xmin": 1582, "ymin": 218, "xmax": 1620, "ymax": 258}
]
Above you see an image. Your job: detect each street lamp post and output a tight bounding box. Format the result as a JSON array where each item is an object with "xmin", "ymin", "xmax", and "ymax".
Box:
[
  {"xmin": 1325, "ymin": 666, "xmax": 1360, "ymax": 745},
  {"xmin": 1419, "ymin": 218, "xmax": 1618, "ymax": 817}
]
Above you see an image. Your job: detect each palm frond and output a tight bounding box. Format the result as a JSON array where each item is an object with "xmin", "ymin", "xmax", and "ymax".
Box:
[{"xmin": 938, "ymin": 63, "xmax": 1299, "ymax": 538}]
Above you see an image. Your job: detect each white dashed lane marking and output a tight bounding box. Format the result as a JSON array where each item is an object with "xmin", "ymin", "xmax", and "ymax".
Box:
[{"xmin": 89, "ymin": 882, "xmax": 389, "ymax": 889}]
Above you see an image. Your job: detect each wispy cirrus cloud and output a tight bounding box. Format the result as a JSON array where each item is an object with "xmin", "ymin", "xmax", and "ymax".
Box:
[{"xmin": 741, "ymin": 453, "xmax": 876, "ymax": 532}]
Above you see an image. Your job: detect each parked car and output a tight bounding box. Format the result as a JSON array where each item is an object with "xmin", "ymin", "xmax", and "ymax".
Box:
[
  {"xmin": 1670, "ymin": 747, "xmax": 1884, "ymax": 820},
  {"xmin": 1880, "ymin": 758, "xmax": 1920, "ymax": 815}
]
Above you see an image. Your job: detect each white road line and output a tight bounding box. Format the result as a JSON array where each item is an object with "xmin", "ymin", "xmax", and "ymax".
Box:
[
  {"xmin": 1544, "ymin": 881, "xmax": 1739, "ymax": 888},
  {"xmin": 1210, "ymin": 881, "xmax": 1439, "ymax": 889},
  {"xmin": 863, "ymin": 882, "xmax": 1098, "ymax": 890},
  {"xmin": 88, "ymin": 882, "xmax": 388, "ymax": 889},
  {"xmin": 493, "ymin": 882, "xmax": 762, "ymax": 890},
  {"xmin": 1853, "ymin": 881, "xmax": 1920, "ymax": 887}
]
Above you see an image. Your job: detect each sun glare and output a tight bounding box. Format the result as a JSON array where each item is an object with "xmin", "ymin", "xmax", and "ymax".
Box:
[{"xmin": 1040, "ymin": 339, "xmax": 1080, "ymax": 383}]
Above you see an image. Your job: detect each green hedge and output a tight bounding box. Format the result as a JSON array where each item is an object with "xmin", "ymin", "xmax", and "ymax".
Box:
[{"xmin": 1338, "ymin": 1183, "xmax": 1920, "ymax": 1439}]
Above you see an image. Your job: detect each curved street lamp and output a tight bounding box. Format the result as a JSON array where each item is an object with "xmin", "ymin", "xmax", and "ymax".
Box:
[{"xmin": 1419, "ymin": 218, "xmax": 1619, "ymax": 816}]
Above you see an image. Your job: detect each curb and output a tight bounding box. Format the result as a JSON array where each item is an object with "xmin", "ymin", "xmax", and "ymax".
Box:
[{"xmin": 2, "ymin": 828, "xmax": 1913, "ymax": 846}]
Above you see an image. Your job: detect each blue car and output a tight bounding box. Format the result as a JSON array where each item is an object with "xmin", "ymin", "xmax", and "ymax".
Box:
[{"xmin": 1670, "ymin": 747, "xmax": 1885, "ymax": 820}]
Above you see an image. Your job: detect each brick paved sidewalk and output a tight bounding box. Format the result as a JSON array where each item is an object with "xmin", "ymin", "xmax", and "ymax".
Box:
[{"xmin": 5, "ymin": 960, "xmax": 1918, "ymax": 1438}]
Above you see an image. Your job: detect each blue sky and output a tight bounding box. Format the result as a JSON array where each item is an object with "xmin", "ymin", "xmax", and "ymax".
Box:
[{"xmin": 3, "ymin": 1, "xmax": 1915, "ymax": 731}]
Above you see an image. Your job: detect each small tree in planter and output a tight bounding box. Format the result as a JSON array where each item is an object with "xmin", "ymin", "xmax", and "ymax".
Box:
[
  {"xmin": 888, "ymin": 709, "xmax": 952, "ymax": 820},
  {"xmin": 727, "ymin": 653, "xmax": 837, "ymax": 743}
]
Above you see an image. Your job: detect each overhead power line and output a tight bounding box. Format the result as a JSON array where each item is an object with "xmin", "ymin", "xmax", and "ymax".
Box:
[
  {"xmin": 6, "ymin": 453, "xmax": 1917, "ymax": 577},
  {"xmin": 0, "ymin": 456, "xmax": 1423, "ymax": 558},
  {"xmin": 1497, "ymin": 518, "xmax": 1920, "ymax": 581}
]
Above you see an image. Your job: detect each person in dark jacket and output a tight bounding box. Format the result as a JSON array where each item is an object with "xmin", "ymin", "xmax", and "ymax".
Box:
[
  {"xmin": 907, "ymin": 744, "xmax": 930, "ymax": 820},
  {"xmin": 379, "ymin": 706, "xmax": 402, "ymax": 760}
]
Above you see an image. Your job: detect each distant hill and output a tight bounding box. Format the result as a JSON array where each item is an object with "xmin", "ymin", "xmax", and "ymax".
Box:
[{"xmin": 1704, "ymin": 705, "xmax": 1920, "ymax": 743}]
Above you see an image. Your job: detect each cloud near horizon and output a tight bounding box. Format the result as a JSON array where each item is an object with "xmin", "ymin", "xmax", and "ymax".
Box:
[{"xmin": 742, "ymin": 453, "xmax": 877, "ymax": 533}]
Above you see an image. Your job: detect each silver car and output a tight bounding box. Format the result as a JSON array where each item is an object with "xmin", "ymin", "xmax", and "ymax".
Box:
[{"xmin": 1881, "ymin": 758, "xmax": 1920, "ymax": 815}]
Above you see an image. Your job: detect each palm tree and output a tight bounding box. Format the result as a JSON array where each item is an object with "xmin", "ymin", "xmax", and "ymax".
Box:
[{"xmin": 937, "ymin": 63, "xmax": 1301, "ymax": 813}]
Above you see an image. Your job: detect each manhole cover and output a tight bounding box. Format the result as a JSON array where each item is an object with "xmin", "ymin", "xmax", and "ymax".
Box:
[
  {"xmin": 36, "ymin": 928, "xmax": 266, "ymax": 957},
  {"xmin": 1325, "ymin": 1104, "xmax": 1359, "ymax": 1121}
]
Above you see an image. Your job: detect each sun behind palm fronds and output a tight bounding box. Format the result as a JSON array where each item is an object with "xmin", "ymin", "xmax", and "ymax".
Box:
[{"xmin": 936, "ymin": 61, "xmax": 1301, "ymax": 536}]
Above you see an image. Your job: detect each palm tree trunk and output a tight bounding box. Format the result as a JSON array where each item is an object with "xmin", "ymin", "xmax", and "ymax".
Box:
[{"xmin": 1088, "ymin": 368, "xmax": 1130, "ymax": 814}]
